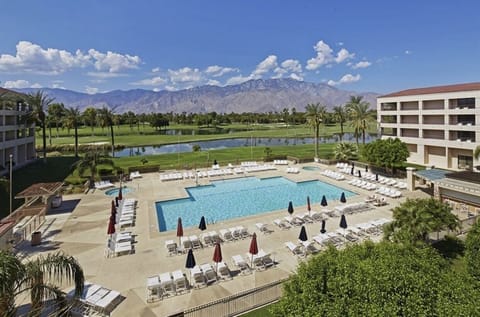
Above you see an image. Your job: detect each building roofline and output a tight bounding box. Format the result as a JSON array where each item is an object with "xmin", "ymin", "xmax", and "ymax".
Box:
[{"xmin": 379, "ymin": 82, "xmax": 480, "ymax": 98}]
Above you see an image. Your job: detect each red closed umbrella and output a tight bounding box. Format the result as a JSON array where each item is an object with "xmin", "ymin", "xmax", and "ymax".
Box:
[
  {"xmin": 213, "ymin": 242, "xmax": 223, "ymax": 272},
  {"xmin": 249, "ymin": 233, "xmax": 259, "ymax": 267},
  {"xmin": 107, "ymin": 216, "xmax": 116, "ymax": 235},
  {"xmin": 177, "ymin": 217, "xmax": 184, "ymax": 245},
  {"xmin": 111, "ymin": 200, "xmax": 117, "ymax": 215},
  {"xmin": 118, "ymin": 186, "xmax": 123, "ymax": 201}
]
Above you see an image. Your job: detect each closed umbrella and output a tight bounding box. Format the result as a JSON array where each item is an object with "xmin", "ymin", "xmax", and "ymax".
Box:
[
  {"xmin": 288, "ymin": 201, "xmax": 294, "ymax": 215},
  {"xmin": 177, "ymin": 217, "xmax": 184, "ymax": 246},
  {"xmin": 320, "ymin": 219, "xmax": 327, "ymax": 234},
  {"xmin": 249, "ymin": 233, "xmax": 259, "ymax": 267},
  {"xmin": 340, "ymin": 192, "xmax": 347, "ymax": 203},
  {"xmin": 118, "ymin": 186, "xmax": 123, "ymax": 201},
  {"xmin": 321, "ymin": 195, "xmax": 328, "ymax": 207},
  {"xmin": 339, "ymin": 214, "xmax": 348, "ymax": 241},
  {"xmin": 365, "ymin": 166, "xmax": 369, "ymax": 172},
  {"xmin": 357, "ymin": 170, "xmax": 362, "ymax": 178},
  {"xmin": 107, "ymin": 216, "xmax": 115, "ymax": 235},
  {"xmin": 307, "ymin": 196, "xmax": 311, "ymax": 216},
  {"xmin": 111, "ymin": 200, "xmax": 117, "ymax": 216},
  {"xmin": 198, "ymin": 216, "xmax": 207, "ymax": 231},
  {"xmin": 298, "ymin": 226, "xmax": 308, "ymax": 242},
  {"xmin": 350, "ymin": 166, "xmax": 354, "ymax": 175},
  {"xmin": 185, "ymin": 248, "xmax": 196, "ymax": 283},
  {"xmin": 115, "ymin": 196, "xmax": 119, "ymax": 207},
  {"xmin": 375, "ymin": 174, "xmax": 379, "ymax": 182},
  {"xmin": 212, "ymin": 242, "xmax": 223, "ymax": 272}
]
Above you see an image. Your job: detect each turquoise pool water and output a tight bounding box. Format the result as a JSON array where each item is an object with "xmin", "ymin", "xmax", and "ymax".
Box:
[
  {"xmin": 105, "ymin": 186, "xmax": 134, "ymax": 196},
  {"xmin": 155, "ymin": 176, "xmax": 355, "ymax": 232},
  {"xmin": 302, "ymin": 166, "xmax": 321, "ymax": 171}
]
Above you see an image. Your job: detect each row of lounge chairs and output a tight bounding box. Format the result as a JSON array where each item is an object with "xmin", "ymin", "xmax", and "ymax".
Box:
[
  {"xmin": 333, "ymin": 202, "xmax": 371, "ymax": 216},
  {"xmin": 94, "ymin": 180, "xmax": 114, "ymax": 190},
  {"xmin": 286, "ymin": 167, "xmax": 300, "ymax": 173},
  {"xmin": 105, "ymin": 232, "xmax": 134, "ymax": 258},
  {"xmin": 273, "ymin": 212, "xmax": 326, "ymax": 230},
  {"xmin": 361, "ymin": 172, "xmax": 408, "ymax": 189},
  {"xmin": 69, "ymin": 283, "xmax": 123, "ymax": 316},
  {"xmin": 365, "ymin": 194, "xmax": 388, "ymax": 206},
  {"xmin": 322, "ymin": 169, "xmax": 345, "ymax": 180},
  {"xmin": 376, "ymin": 186, "xmax": 402, "ymax": 198},
  {"xmin": 244, "ymin": 164, "xmax": 276, "ymax": 173},
  {"xmin": 232, "ymin": 249, "xmax": 274, "ymax": 273},
  {"xmin": 348, "ymin": 179, "xmax": 377, "ymax": 190},
  {"xmin": 147, "ymin": 270, "xmax": 189, "ymax": 302},
  {"xmin": 273, "ymin": 159, "xmax": 289, "ymax": 165},
  {"xmin": 129, "ymin": 171, "xmax": 142, "ymax": 179},
  {"xmin": 285, "ymin": 241, "xmax": 320, "ymax": 258},
  {"xmin": 117, "ymin": 198, "xmax": 137, "ymax": 228},
  {"xmin": 241, "ymin": 161, "xmax": 259, "ymax": 167}
]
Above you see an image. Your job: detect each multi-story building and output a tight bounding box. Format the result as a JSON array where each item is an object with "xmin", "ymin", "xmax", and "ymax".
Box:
[
  {"xmin": 377, "ymin": 82, "xmax": 480, "ymax": 171},
  {"xmin": 0, "ymin": 88, "xmax": 36, "ymax": 175}
]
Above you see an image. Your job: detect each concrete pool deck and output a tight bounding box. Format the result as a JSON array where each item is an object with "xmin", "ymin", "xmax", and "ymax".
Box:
[{"xmin": 17, "ymin": 163, "xmax": 430, "ymax": 316}]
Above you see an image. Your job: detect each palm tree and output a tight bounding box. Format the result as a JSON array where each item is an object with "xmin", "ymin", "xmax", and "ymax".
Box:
[
  {"xmin": 333, "ymin": 142, "xmax": 358, "ymax": 161},
  {"xmin": 83, "ymin": 107, "xmax": 97, "ymax": 136},
  {"xmin": 333, "ymin": 105, "xmax": 348, "ymax": 141},
  {"xmin": 0, "ymin": 250, "xmax": 84, "ymax": 316},
  {"xmin": 26, "ymin": 91, "xmax": 55, "ymax": 163},
  {"xmin": 76, "ymin": 148, "xmax": 114, "ymax": 184},
  {"xmin": 305, "ymin": 103, "xmax": 327, "ymax": 159},
  {"xmin": 47, "ymin": 103, "xmax": 65, "ymax": 138},
  {"xmin": 98, "ymin": 106, "xmax": 117, "ymax": 157},
  {"xmin": 64, "ymin": 106, "xmax": 81, "ymax": 157},
  {"xmin": 346, "ymin": 96, "xmax": 374, "ymax": 146}
]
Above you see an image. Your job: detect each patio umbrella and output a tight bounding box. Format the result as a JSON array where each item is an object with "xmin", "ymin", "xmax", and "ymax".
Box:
[
  {"xmin": 357, "ymin": 170, "xmax": 362, "ymax": 178},
  {"xmin": 249, "ymin": 233, "xmax": 259, "ymax": 267},
  {"xmin": 339, "ymin": 214, "xmax": 348, "ymax": 241},
  {"xmin": 185, "ymin": 248, "xmax": 196, "ymax": 283},
  {"xmin": 118, "ymin": 186, "xmax": 123, "ymax": 201},
  {"xmin": 298, "ymin": 226, "xmax": 308, "ymax": 242},
  {"xmin": 288, "ymin": 201, "xmax": 294, "ymax": 215},
  {"xmin": 107, "ymin": 216, "xmax": 115, "ymax": 235},
  {"xmin": 111, "ymin": 200, "xmax": 117, "ymax": 215},
  {"xmin": 198, "ymin": 216, "xmax": 207, "ymax": 231},
  {"xmin": 375, "ymin": 174, "xmax": 379, "ymax": 182},
  {"xmin": 350, "ymin": 166, "xmax": 354, "ymax": 175},
  {"xmin": 340, "ymin": 192, "xmax": 347, "ymax": 204},
  {"xmin": 115, "ymin": 196, "xmax": 119, "ymax": 207},
  {"xmin": 365, "ymin": 166, "xmax": 369, "ymax": 172},
  {"xmin": 306, "ymin": 196, "xmax": 311, "ymax": 216},
  {"xmin": 177, "ymin": 217, "xmax": 184, "ymax": 245},
  {"xmin": 320, "ymin": 219, "xmax": 327, "ymax": 234},
  {"xmin": 321, "ymin": 195, "xmax": 328, "ymax": 207},
  {"xmin": 212, "ymin": 242, "xmax": 223, "ymax": 272},
  {"xmin": 109, "ymin": 213, "xmax": 116, "ymax": 225}
]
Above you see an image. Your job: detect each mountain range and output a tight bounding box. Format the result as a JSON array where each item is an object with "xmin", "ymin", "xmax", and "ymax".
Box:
[{"xmin": 15, "ymin": 78, "xmax": 379, "ymax": 114}]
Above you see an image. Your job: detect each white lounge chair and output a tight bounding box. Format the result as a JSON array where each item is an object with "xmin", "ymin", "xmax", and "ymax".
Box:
[
  {"xmin": 232, "ymin": 254, "xmax": 250, "ymax": 274},
  {"xmin": 220, "ymin": 229, "xmax": 234, "ymax": 241},
  {"xmin": 191, "ymin": 266, "xmax": 206, "ymax": 288},
  {"xmin": 246, "ymin": 252, "xmax": 265, "ymax": 271},
  {"xmin": 256, "ymin": 223, "xmax": 273, "ymax": 234},
  {"xmin": 216, "ymin": 262, "xmax": 232, "ymax": 280},
  {"xmin": 189, "ymin": 235, "xmax": 202, "ymax": 249},
  {"xmin": 285, "ymin": 241, "xmax": 305, "ymax": 257},
  {"xmin": 159, "ymin": 272, "xmax": 175, "ymax": 296},
  {"xmin": 181, "ymin": 236, "xmax": 193, "ymax": 250},
  {"xmin": 284, "ymin": 216, "xmax": 303, "ymax": 226},
  {"xmin": 146, "ymin": 275, "xmax": 163, "ymax": 302},
  {"xmin": 95, "ymin": 290, "xmax": 121, "ymax": 316},
  {"xmin": 165, "ymin": 240, "xmax": 178, "ymax": 256},
  {"xmin": 273, "ymin": 218, "xmax": 291, "ymax": 230},
  {"xmin": 301, "ymin": 241, "xmax": 321, "ymax": 255},
  {"xmin": 172, "ymin": 270, "xmax": 188, "ymax": 294},
  {"xmin": 200, "ymin": 263, "xmax": 217, "ymax": 284}
]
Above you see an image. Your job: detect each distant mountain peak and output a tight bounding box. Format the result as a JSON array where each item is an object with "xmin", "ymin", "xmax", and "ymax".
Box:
[{"xmin": 14, "ymin": 79, "xmax": 379, "ymax": 114}]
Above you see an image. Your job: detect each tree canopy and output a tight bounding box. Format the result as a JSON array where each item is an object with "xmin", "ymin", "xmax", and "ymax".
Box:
[
  {"xmin": 465, "ymin": 218, "xmax": 480, "ymax": 280},
  {"xmin": 271, "ymin": 242, "xmax": 480, "ymax": 317},
  {"xmin": 361, "ymin": 138, "xmax": 409, "ymax": 173},
  {"xmin": 384, "ymin": 198, "xmax": 459, "ymax": 245}
]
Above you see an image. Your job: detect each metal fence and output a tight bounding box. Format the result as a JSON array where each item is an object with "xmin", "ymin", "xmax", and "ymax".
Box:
[{"xmin": 178, "ymin": 278, "xmax": 287, "ymax": 317}]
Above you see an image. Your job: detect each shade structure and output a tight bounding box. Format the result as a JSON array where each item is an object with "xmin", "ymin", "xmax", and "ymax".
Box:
[
  {"xmin": 321, "ymin": 195, "xmax": 328, "ymax": 207},
  {"xmin": 298, "ymin": 225, "xmax": 308, "ymax": 242},
  {"xmin": 212, "ymin": 242, "xmax": 223, "ymax": 272},
  {"xmin": 118, "ymin": 186, "xmax": 123, "ymax": 201},
  {"xmin": 198, "ymin": 216, "xmax": 207, "ymax": 231},
  {"xmin": 306, "ymin": 196, "xmax": 311, "ymax": 212},
  {"xmin": 340, "ymin": 192, "xmax": 347, "ymax": 203},
  {"xmin": 339, "ymin": 214, "xmax": 348, "ymax": 229},
  {"xmin": 357, "ymin": 170, "xmax": 362, "ymax": 178},
  {"xmin": 107, "ymin": 216, "xmax": 115, "ymax": 235},
  {"xmin": 249, "ymin": 233, "xmax": 259, "ymax": 268},
  {"xmin": 320, "ymin": 219, "xmax": 326, "ymax": 234},
  {"xmin": 375, "ymin": 174, "xmax": 379, "ymax": 182},
  {"xmin": 177, "ymin": 217, "xmax": 184, "ymax": 245},
  {"xmin": 287, "ymin": 201, "xmax": 294, "ymax": 215},
  {"xmin": 350, "ymin": 166, "xmax": 354, "ymax": 175}
]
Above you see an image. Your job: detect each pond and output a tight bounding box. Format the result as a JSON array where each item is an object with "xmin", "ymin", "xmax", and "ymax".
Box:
[
  {"xmin": 114, "ymin": 133, "xmax": 377, "ymax": 158},
  {"xmin": 149, "ymin": 127, "xmax": 250, "ymax": 135}
]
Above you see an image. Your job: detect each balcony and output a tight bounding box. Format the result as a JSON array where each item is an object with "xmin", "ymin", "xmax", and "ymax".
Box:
[{"xmin": 380, "ymin": 102, "xmax": 397, "ymax": 111}]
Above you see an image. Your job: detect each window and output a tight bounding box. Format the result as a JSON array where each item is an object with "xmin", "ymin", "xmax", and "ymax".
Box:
[{"xmin": 458, "ymin": 155, "xmax": 473, "ymax": 170}]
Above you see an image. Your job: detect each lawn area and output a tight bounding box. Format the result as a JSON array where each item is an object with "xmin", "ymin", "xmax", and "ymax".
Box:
[{"xmin": 241, "ymin": 305, "xmax": 275, "ymax": 317}]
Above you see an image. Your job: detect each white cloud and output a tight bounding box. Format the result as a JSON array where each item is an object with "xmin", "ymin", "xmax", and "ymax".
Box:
[
  {"xmin": 85, "ymin": 86, "xmax": 99, "ymax": 94},
  {"xmin": 251, "ymin": 55, "xmax": 278, "ymax": 78},
  {"xmin": 152, "ymin": 67, "xmax": 160, "ymax": 73},
  {"xmin": 335, "ymin": 48, "xmax": 355, "ymax": 63},
  {"xmin": 87, "ymin": 49, "xmax": 140, "ymax": 73},
  {"xmin": 205, "ymin": 65, "xmax": 238, "ymax": 77},
  {"xmin": 51, "ymin": 83, "xmax": 66, "ymax": 89},
  {"xmin": 3, "ymin": 79, "xmax": 42, "ymax": 89},
  {"xmin": 352, "ymin": 61, "xmax": 371, "ymax": 69},
  {"xmin": 164, "ymin": 85, "xmax": 178, "ymax": 91},
  {"xmin": 131, "ymin": 76, "xmax": 167, "ymax": 86},
  {"xmin": 0, "ymin": 41, "xmax": 141, "ymax": 75},
  {"xmin": 306, "ymin": 40, "xmax": 334, "ymax": 70},
  {"xmin": 153, "ymin": 88, "xmax": 161, "ymax": 92},
  {"xmin": 405, "ymin": 50, "xmax": 412, "ymax": 55},
  {"xmin": 289, "ymin": 73, "xmax": 303, "ymax": 81},
  {"xmin": 226, "ymin": 75, "xmax": 252, "ymax": 85},
  {"xmin": 327, "ymin": 73, "xmax": 361, "ymax": 86},
  {"xmin": 281, "ymin": 59, "xmax": 302, "ymax": 73},
  {"xmin": 206, "ymin": 79, "xmax": 221, "ymax": 86},
  {"xmin": 86, "ymin": 71, "xmax": 127, "ymax": 78},
  {"xmin": 168, "ymin": 67, "xmax": 202, "ymax": 83}
]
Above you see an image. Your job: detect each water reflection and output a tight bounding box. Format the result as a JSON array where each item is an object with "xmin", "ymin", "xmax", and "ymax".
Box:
[{"xmin": 114, "ymin": 133, "xmax": 377, "ymax": 157}]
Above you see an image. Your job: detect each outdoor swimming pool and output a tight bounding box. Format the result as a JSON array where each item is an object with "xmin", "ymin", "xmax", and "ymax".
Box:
[
  {"xmin": 105, "ymin": 186, "xmax": 134, "ymax": 196},
  {"xmin": 155, "ymin": 176, "xmax": 355, "ymax": 231}
]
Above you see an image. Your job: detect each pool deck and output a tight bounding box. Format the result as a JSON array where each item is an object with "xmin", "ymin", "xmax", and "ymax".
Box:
[{"xmin": 16, "ymin": 163, "xmax": 430, "ymax": 316}]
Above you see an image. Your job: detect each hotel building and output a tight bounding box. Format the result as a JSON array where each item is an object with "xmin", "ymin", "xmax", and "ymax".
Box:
[
  {"xmin": 0, "ymin": 88, "xmax": 35, "ymax": 175},
  {"xmin": 377, "ymin": 83, "xmax": 480, "ymax": 171}
]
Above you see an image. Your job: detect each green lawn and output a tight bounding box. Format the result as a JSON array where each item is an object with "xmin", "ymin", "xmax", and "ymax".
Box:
[{"xmin": 241, "ymin": 305, "xmax": 275, "ymax": 317}]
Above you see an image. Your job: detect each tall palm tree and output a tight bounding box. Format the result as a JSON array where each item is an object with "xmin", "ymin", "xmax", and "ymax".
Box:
[
  {"xmin": 27, "ymin": 91, "xmax": 55, "ymax": 163},
  {"xmin": 346, "ymin": 96, "xmax": 374, "ymax": 146},
  {"xmin": 76, "ymin": 149, "xmax": 114, "ymax": 183},
  {"xmin": 305, "ymin": 103, "xmax": 327, "ymax": 159},
  {"xmin": 83, "ymin": 107, "xmax": 97, "ymax": 136},
  {"xmin": 47, "ymin": 103, "xmax": 65, "ymax": 138},
  {"xmin": 0, "ymin": 250, "xmax": 84, "ymax": 316},
  {"xmin": 333, "ymin": 105, "xmax": 348, "ymax": 141},
  {"xmin": 98, "ymin": 106, "xmax": 117, "ymax": 157},
  {"xmin": 64, "ymin": 106, "xmax": 81, "ymax": 157}
]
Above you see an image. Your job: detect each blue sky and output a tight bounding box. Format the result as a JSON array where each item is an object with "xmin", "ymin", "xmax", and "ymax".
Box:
[{"xmin": 1, "ymin": 1, "xmax": 479, "ymax": 94}]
